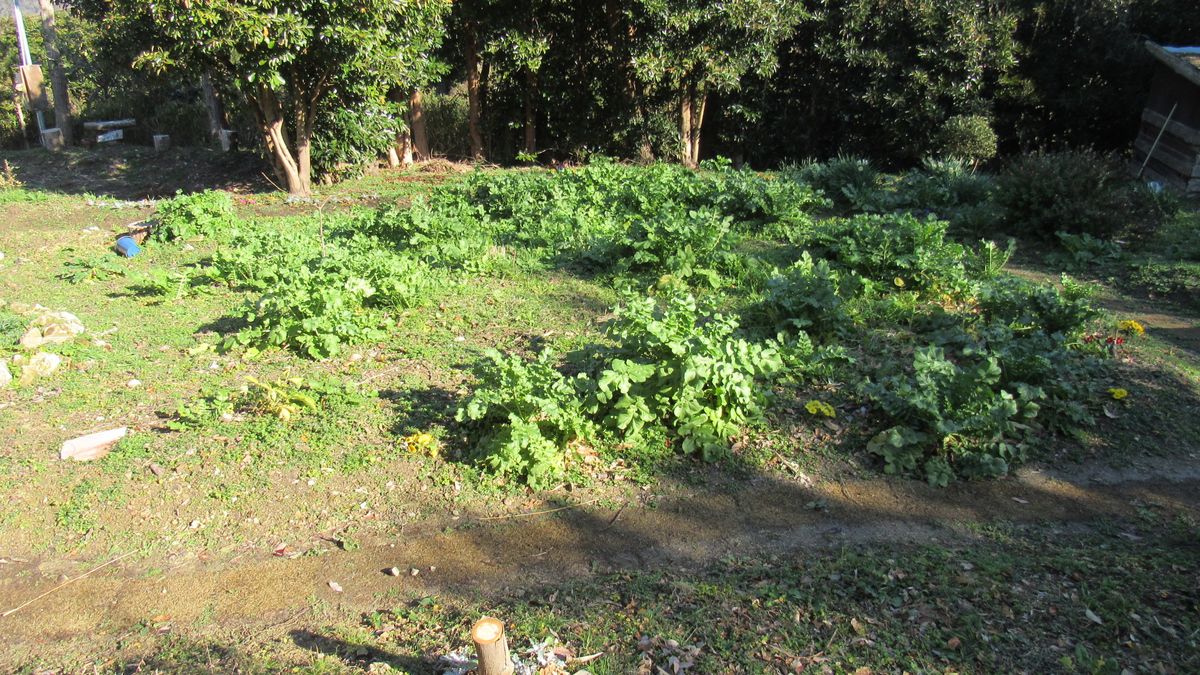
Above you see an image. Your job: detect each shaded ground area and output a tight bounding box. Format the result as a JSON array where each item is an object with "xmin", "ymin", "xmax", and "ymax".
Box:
[
  {"xmin": 2, "ymin": 455, "xmax": 1198, "ymax": 671},
  {"xmin": 0, "ymin": 145, "xmax": 273, "ymax": 198}
]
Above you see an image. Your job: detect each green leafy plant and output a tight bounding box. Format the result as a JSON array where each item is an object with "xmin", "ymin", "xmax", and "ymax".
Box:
[
  {"xmin": 152, "ymin": 190, "xmax": 236, "ymax": 242},
  {"xmin": 864, "ymin": 346, "xmax": 1044, "ymax": 486},
  {"xmin": 59, "ymin": 255, "xmax": 126, "ymax": 284},
  {"xmin": 762, "ymin": 251, "xmax": 858, "ymax": 335},
  {"xmin": 996, "ymin": 150, "xmax": 1162, "ymax": 241},
  {"xmin": 587, "ymin": 291, "xmax": 786, "ymax": 460},
  {"xmin": 456, "ymin": 350, "xmax": 594, "ymax": 489}
]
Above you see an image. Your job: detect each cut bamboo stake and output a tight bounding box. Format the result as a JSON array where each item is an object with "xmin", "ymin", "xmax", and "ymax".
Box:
[
  {"xmin": 1138, "ymin": 102, "xmax": 1178, "ymax": 179},
  {"xmin": 2, "ymin": 551, "xmax": 136, "ymax": 617},
  {"xmin": 471, "ymin": 616, "xmax": 514, "ymax": 675}
]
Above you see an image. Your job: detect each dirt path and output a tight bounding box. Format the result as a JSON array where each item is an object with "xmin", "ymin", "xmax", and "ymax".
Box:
[{"xmin": 2, "ymin": 455, "xmax": 1198, "ymax": 665}]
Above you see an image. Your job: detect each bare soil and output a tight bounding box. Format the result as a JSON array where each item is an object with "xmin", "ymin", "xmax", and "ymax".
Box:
[{"xmin": 2, "ymin": 454, "xmax": 1197, "ymax": 667}]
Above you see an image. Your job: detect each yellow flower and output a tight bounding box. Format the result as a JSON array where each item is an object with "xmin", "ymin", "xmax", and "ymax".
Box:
[
  {"xmin": 1118, "ymin": 320, "xmax": 1145, "ymax": 337},
  {"xmin": 805, "ymin": 400, "xmax": 836, "ymax": 418},
  {"xmin": 402, "ymin": 432, "xmax": 440, "ymax": 458},
  {"xmin": 1108, "ymin": 388, "xmax": 1128, "ymax": 400}
]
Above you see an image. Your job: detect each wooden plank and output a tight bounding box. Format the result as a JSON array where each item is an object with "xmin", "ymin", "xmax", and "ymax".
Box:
[
  {"xmin": 17, "ymin": 65, "xmax": 49, "ymax": 111},
  {"xmin": 1134, "ymin": 136, "xmax": 1200, "ymax": 176},
  {"xmin": 82, "ymin": 118, "xmax": 136, "ymax": 131},
  {"xmin": 1146, "ymin": 42, "xmax": 1200, "ymax": 89},
  {"xmin": 1141, "ymin": 108, "xmax": 1200, "ymax": 145}
]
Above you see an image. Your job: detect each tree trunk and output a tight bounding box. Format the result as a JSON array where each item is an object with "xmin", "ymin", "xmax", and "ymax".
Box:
[
  {"xmin": 680, "ymin": 81, "xmax": 706, "ymax": 168},
  {"xmin": 250, "ymin": 85, "xmax": 308, "ymax": 196},
  {"xmin": 399, "ymin": 128, "xmax": 414, "ymax": 167},
  {"xmin": 410, "ymin": 88, "xmax": 429, "ymax": 160},
  {"xmin": 295, "ymin": 100, "xmax": 315, "ymax": 191},
  {"xmin": 680, "ymin": 84, "xmax": 694, "ymax": 168},
  {"xmin": 691, "ymin": 88, "xmax": 707, "ymax": 167},
  {"xmin": 36, "ymin": 0, "xmax": 72, "ymax": 145},
  {"xmin": 523, "ymin": 68, "xmax": 537, "ymax": 155},
  {"xmin": 201, "ymin": 73, "xmax": 228, "ymax": 141},
  {"xmin": 465, "ymin": 23, "xmax": 485, "ymax": 160}
]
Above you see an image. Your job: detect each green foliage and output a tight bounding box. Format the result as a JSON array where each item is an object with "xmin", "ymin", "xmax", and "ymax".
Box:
[
  {"xmin": 423, "ymin": 90, "xmax": 472, "ymax": 160},
  {"xmin": 976, "ymin": 274, "xmax": 1098, "ymax": 340},
  {"xmin": 615, "ymin": 207, "xmax": 735, "ymax": 286},
  {"xmin": 129, "ymin": 268, "xmax": 209, "ymax": 300},
  {"xmin": 996, "ymin": 151, "xmax": 1162, "ymax": 241},
  {"xmin": 1127, "ymin": 261, "xmax": 1200, "ymax": 310},
  {"xmin": 312, "ymin": 101, "xmax": 405, "ymax": 181},
  {"xmin": 934, "ymin": 115, "xmax": 997, "ymax": 164},
  {"xmin": 60, "ymin": 256, "xmax": 127, "ymax": 284},
  {"xmin": 455, "ymin": 350, "xmax": 593, "ymax": 489},
  {"xmin": 169, "ymin": 376, "xmax": 371, "ymax": 430},
  {"xmin": 457, "ymin": 289, "xmax": 787, "ymax": 485},
  {"xmin": 153, "ymin": 191, "xmax": 236, "ymax": 242},
  {"xmin": 762, "ymin": 252, "xmax": 856, "ymax": 335},
  {"xmin": 592, "ymin": 291, "xmax": 785, "ymax": 459},
  {"xmin": 865, "ymin": 346, "xmax": 1042, "ymax": 486},
  {"xmin": 191, "ymin": 214, "xmax": 439, "ymax": 358},
  {"xmin": 793, "ymin": 157, "xmax": 880, "ymax": 211},
  {"xmin": 865, "ymin": 273, "xmax": 1102, "ymax": 485},
  {"xmin": 87, "ymin": 0, "xmax": 450, "ymax": 194},
  {"xmin": 793, "ymin": 213, "xmax": 969, "ymax": 294},
  {"xmin": 1049, "ymin": 232, "xmax": 1125, "ymax": 271}
]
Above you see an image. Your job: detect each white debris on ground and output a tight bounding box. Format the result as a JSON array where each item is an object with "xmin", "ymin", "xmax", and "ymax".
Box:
[
  {"xmin": 60, "ymin": 427, "xmax": 128, "ymax": 462},
  {"xmin": 0, "ymin": 360, "xmax": 10, "ymax": 388},
  {"xmin": 431, "ymin": 639, "xmax": 597, "ymax": 675},
  {"xmin": 86, "ymin": 197, "xmax": 158, "ymax": 209},
  {"xmin": 433, "ymin": 651, "xmax": 475, "ymax": 675},
  {"xmin": 10, "ymin": 352, "xmax": 62, "ymax": 386},
  {"xmin": 20, "ymin": 310, "xmax": 86, "ymax": 349}
]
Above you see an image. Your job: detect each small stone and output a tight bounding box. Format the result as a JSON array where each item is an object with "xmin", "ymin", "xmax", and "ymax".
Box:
[
  {"xmin": 127, "ymin": 379, "xmax": 141, "ymax": 388},
  {"xmin": 388, "ymin": 567, "xmax": 401, "ymax": 577},
  {"xmin": 189, "ymin": 520, "xmax": 200, "ymax": 529},
  {"xmin": 410, "ymin": 568, "xmax": 419, "ymax": 576},
  {"xmin": 149, "ymin": 463, "xmax": 165, "ymax": 477},
  {"xmin": 0, "ymin": 360, "xmax": 10, "ymax": 389},
  {"xmin": 328, "ymin": 580, "xmax": 344, "ymax": 593}
]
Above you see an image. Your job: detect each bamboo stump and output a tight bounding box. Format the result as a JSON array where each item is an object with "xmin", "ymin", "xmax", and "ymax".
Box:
[{"xmin": 471, "ymin": 616, "xmax": 514, "ymax": 675}]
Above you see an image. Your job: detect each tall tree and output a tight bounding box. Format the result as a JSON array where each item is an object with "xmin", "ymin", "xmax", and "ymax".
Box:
[
  {"xmin": 79, "ymin": 0, "xmax": 449, "ymax": 195},
  {"xmin": 631, "ymin": 0, "xmax": 806, "ymax": 167}
]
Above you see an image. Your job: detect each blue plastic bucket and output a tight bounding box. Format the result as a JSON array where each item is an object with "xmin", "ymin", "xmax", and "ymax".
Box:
[{"xmin": 115, "ymin": 235, "xmax": 142, "ymax": 258}]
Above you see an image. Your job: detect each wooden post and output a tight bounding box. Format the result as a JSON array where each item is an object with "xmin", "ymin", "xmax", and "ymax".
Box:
[
  {"xmin": 37, "ymin": 0, "xmax": 72, "ymax": 145},
  {"xmin": 471, "ymin": 616, "xmax": 514, "ymax": 675}
]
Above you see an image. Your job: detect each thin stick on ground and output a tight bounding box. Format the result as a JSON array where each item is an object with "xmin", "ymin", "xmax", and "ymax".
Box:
[
  {"xmin": 479, "ymin": 497, "xmax": 606, "ymax": 521},
  {"xmin": 1, "ymin": 551, "xmax": 137, "ymax": 618}
]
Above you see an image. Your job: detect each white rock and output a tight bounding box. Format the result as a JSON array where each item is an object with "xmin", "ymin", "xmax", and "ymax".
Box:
[
  {"xmin": 0, "ymin": 360, "xmax": 10, "ymax": 388},
  {"xmin": 13, "ymin": 352, "xmax": 62, "ymax": 385},
  {"xmin": 127, "ymin": 379, "xmax": 141, "ymax": 388},
  {"xmin": 20, "ymin": 311, "xmax": 85, "ymax": 349}
]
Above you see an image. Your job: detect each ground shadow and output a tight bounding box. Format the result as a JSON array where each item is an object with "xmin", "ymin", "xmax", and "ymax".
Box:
[
  {"xmin": 0, "ymin": 145, "xmax": 274, "ymax": 199},
  {"xmin": 290, "ymin": 629, "xmax": 435, "ymax": 673}
]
